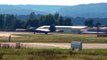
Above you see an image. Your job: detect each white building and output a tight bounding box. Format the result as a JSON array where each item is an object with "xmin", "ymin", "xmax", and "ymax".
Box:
[{"xmin": 37, "ymin": 26, "xmax": 87, "ymax": 33}]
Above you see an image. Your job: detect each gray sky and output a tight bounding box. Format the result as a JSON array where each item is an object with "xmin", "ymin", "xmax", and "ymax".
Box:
[{"xmin": 0, "ymin": 0, "xmax": 107, "ymax": 5}]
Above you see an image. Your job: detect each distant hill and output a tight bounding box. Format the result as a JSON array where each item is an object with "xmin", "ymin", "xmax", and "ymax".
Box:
[
  {"xmin": 58, "ymin": 3, "xmax": 107, "ymax": 18},
  {"xmin": 0, "ymin": 3, "xmax": 107, "ymax": 18},
  {"xmin": 0, "ymin": 5, "xmax": 63, "ymax": 15}
]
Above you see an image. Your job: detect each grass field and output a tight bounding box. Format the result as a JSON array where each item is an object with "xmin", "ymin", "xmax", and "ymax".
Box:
[
  {"xmin": 0, "ymin": 33, "xmax": 107, "ymax": 43},
  {"xmin": 0, "ymin": 48, "xmax": 107, "ymax": 60}
]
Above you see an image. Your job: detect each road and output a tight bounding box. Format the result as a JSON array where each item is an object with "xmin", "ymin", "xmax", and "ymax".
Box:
[{"xmin": 0, "ymin": 42, "xmax": 107, "ymax": 49}]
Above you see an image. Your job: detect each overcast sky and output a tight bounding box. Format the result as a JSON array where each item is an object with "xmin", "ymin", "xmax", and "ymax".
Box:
[{"xmin": 0, "ymin": 0, "xmax": 107, "ymax": 5}]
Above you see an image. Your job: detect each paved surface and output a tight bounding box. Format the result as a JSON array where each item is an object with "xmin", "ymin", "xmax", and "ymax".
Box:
[
  {"xmin": 0, "ymin": 42, "xmax": 107, "ymax": 49},
  {"xmin": 22, "ymin": 43, "xmax": 107, "ymax": 49},
  {"xmin": 0, "ymin": 32, "xmax": 33, "ymax": 37}
]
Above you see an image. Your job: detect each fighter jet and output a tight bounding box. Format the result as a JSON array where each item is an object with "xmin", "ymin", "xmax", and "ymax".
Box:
[{"xmin": 16, "ymin": 27, "xmax": 50, "ymax": 34}]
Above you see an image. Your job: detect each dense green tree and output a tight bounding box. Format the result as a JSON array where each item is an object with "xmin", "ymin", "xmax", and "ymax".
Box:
[
  {"xmin": 5, "ymin": 15, "xmax": 16, "ymax": 30},
  {"xmin": 64, "ymin": 18, "xmax": 72, "ymax": 26},
  {"xmin": 45, "ymin": 14, "xmax": 56, "ymax": 25},
  {"xmin": 58, "ymin": 16, "xmax": 64, "ymax": 25},
  {"xmin": 84, "ymin": 18, "xmax": 94, "ymax": 27},
  {"xmin": 40, "ymin": 15, "xmax": 47, "ymax": 25},
  {"xmin": 95, "ymin": 22, "xmax": 101, "ymax": 26},
  {"xmin": 33, "ymin": 18, "xmax": 40, "ymax": 28},
  {"xmin": 27, "ymin": 19, "xmax": 38, "ymax": 28},
  {"xmin": 28, "ymin": 12, "xmax": 35, "ymax": 20},
  {"xmin": 0, "ymin": 15, "xmax": 4, "ymax": 30},
  {"xmin": 26, "ymin": 12, "xmax": 40, "ymax": 28},
  {"xmin": 54, "ymin": 13, "xmax": 59, "ymax": 20},
  {"xmin": 14, "ymin": 19, "xmax": 25, "ymax": 29}
]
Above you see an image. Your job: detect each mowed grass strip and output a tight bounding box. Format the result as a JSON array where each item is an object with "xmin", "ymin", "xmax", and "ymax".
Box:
[
  {"xmin": 1, "ymin": 33, "xmax": 107, "ymax": 43},
  {"xmin": 0, "ymin": 48, "xmax": 107, "ymax": 60}
]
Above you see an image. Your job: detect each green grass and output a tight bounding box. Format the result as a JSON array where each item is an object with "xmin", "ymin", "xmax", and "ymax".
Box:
[
  {"xmin": 1, "ymin": 33, "xmax": 107, "ymax": 43},
  {"xmin": 0, "ymin": 48, "xmax": 107, "ymax": 60}
]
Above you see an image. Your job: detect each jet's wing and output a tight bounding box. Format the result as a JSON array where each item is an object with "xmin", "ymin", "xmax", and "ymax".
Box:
[{"xmin": 35, "ymin": 29, "xmax": 50, "ymax": 33}]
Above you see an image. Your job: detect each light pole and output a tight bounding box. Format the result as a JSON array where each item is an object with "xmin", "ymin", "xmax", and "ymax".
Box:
[{"xmin": 9, "ymin": 35, "xmax": 11, "ymax": 42}]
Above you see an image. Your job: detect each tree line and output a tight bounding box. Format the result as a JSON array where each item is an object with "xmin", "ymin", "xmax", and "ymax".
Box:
[
  {"xmin": 0, "ymin": 12, "xmax": 102, "ymax": 31},
  {"xmin": 84, "ymin": 18, "xmax": 102, "ymax": 27},
  {"xmin": 0, "ymin": 12, "xmax": 72, "ymax": 31}
]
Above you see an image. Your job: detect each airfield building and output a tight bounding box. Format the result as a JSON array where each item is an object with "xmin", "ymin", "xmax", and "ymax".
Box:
[{"xmin": 82, "ymin": 27, "xmax": 107, "ymax": 34}]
